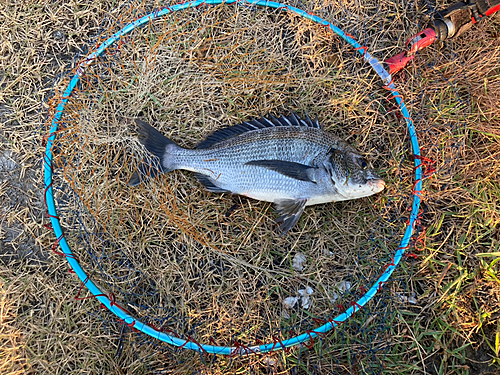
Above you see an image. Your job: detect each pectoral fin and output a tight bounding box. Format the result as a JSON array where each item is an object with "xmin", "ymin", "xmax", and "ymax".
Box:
[
  {"xmin": 274, "ymin": 198, "xmax": 307, "ymax": 235},
  {"xmin": 245, "ymin": 160, "xmax": 316, "ymax": 183}
]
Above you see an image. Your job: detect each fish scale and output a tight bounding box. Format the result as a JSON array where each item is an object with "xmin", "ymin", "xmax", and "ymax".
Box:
[
  {"xmin": 128, "ymin": 113, "xmax": 385, "ymax": 235},
  {"xmin": 171, "ymin": 129, "xmax": 329, "ymax": 198}
]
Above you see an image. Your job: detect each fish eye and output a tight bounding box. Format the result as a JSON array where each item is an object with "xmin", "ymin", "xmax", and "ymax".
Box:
[{"xmin": 358, "ymin": 158, "xmax": 368, "ymax": 169}]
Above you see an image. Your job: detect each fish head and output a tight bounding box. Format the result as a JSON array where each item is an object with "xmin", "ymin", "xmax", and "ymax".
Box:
[{"xmin": 325, "ymin": 145, "xmax": 385, "ymax": 200}]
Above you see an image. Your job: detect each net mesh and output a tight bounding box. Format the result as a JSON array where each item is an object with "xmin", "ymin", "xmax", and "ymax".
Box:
[{"xmin": 44, "ymin": 0, "xmax": 468, "ymax": 372}]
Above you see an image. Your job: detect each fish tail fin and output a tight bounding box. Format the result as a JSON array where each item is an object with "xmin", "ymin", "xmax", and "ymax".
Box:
[{"xmin": 128, "ymin": 119, "xmax": 179, "ymax": 186}]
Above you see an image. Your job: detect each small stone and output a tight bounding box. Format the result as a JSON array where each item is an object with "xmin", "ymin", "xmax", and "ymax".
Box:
[
  {"xmin": 53, "ymin": 30, "xmax": 65, "ymax": 41},
  {"xmin": 298, "ymin": 286, "xmax": 314, "ymax": 309},
  {"xmin": 282, "ymin": 309, "xmax": 290, "ymax": 319},
  {"xmin": 397, "ymin": 292, "xmax": 417, "ymax": 304},
  {"xmin": 330, "ymin": 292, "xmax": 339, "ymax": 303},
  {"xmin": 283, "ymin": 296, "xmax": 298, "ymax": 309},
  {"xmin": 263, "ymin": 356, "xmax": 277, "ymax": 367},
  {"xmin": 292, "ymin": 253, "xmax": 307, "ymax": 272},
  {"xmin": 337, "ymin": 281, "xmax": 351, "ymax": 293}
]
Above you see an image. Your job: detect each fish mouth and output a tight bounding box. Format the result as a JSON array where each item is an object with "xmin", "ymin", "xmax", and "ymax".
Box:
[{"xmin": 367, "ymin": 178, "xmax": 385, "ymax": 193}]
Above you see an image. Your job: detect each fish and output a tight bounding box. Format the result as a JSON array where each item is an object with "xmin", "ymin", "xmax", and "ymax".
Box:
[{"xmin": 128, "ymin": 113, "xmax": 385, "ymax": 235}]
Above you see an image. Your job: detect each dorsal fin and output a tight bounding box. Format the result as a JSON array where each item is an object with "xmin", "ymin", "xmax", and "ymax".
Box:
[{"xmin": 196, "ymin": 112, "xmax": 321, "ymax": 149}]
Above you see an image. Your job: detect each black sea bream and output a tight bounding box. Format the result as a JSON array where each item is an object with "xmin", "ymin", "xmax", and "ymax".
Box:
[{"xmin": 129, "ymin": 113, "xmax": 385, "ymax": 234}]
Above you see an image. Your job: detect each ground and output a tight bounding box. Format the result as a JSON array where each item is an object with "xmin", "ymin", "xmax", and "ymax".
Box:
[{"xmin": 0, "ymin": 0, "xmax": 499, "ymax": 374}]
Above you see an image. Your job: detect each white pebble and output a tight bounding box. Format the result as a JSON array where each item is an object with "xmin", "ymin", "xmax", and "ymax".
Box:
[
  {"xmin": 283, "ymin": 296, "xmax": 298, "ymax": 309},
  {"xmin": 330, "ymin": 292, "xmax": 339, "ymax": 303},
  {"xmin": 298, "ymin": 286, "xmax": 314, "ymax": 296},
  {"xmin": 397, "ymin": 292, "xmax": 417, "ymax": 304},
  {"xmin": 298, "ymin": 286, "xmax": 314, "ymax": 309},
  {"xmin": 292, "ymin": 253, "xmax": 307, "ymax": 272},
  {"xmin": 263, "ymin": 356, "xmax": 277, "ymax": 367},
  {"xmin": 330, "ymin": 281, "xmax": 350, "ymax": 303},
  {"xmin": 338, "ymin": 281, "xmax": 351, "ymax": 293}
]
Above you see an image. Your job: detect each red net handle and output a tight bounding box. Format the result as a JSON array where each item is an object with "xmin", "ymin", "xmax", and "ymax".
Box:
[{"xmin": 476, "ymin": 0, "xmax": 500, "ymax": 16}]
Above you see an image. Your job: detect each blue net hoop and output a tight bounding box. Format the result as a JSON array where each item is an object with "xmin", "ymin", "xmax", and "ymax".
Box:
[{"xmin": 43, "ymin": 0, "xmax": 423, "ymax": 355}]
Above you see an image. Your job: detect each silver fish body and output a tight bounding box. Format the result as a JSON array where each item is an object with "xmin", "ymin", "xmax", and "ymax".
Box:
[{"xmin": 129, "ymin": 113, "xmax": 385, "ymax": 234}]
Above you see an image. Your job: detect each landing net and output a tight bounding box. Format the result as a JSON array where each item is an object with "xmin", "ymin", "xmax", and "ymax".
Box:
[{"xmin": 43, "ymin": 0, "xmax": 468, "ymax": 372}]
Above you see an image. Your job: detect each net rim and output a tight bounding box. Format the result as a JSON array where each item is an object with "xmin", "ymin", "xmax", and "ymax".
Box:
[{"xmin": 43, "ymin": 0, "xmax": 423, "ymax": 356}]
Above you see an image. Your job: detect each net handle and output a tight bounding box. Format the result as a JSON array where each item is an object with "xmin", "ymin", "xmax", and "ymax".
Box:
[{"xmin": 43, "ymin": 0, "xmax": 423, "ymax": 355}]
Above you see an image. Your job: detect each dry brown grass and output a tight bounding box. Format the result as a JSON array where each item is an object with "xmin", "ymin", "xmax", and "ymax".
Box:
[
  {"xmin": 0, "ymin": 0, "xmax": 499, "ymax": 373},
  {"xmin": 0, "ymin": 273, "xmax": 26, "ymax": 375},
  {"xmin": 51, "ymin": 0, "xmax": 416, "ymax": 356}
]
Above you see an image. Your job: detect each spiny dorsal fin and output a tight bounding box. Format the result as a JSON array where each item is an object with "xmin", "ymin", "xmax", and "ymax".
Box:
[{"xmin": 196, "ymin": 112, "xmax": 321, "ymax": 149}]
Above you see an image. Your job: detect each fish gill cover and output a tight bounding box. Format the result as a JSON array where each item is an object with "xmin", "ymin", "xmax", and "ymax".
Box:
[{"xmin": 43, "ymin": 0, "xmax": 467, "ymax": 372}]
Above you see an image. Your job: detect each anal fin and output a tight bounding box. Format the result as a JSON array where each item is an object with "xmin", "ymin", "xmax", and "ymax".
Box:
[
  {"xmin": 194, "ymin": 173, "xmax": 231, "ymax": 193},
  {"xmin": 274, "ymin": 198, "xmax": 307, "ymax": 235}
]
